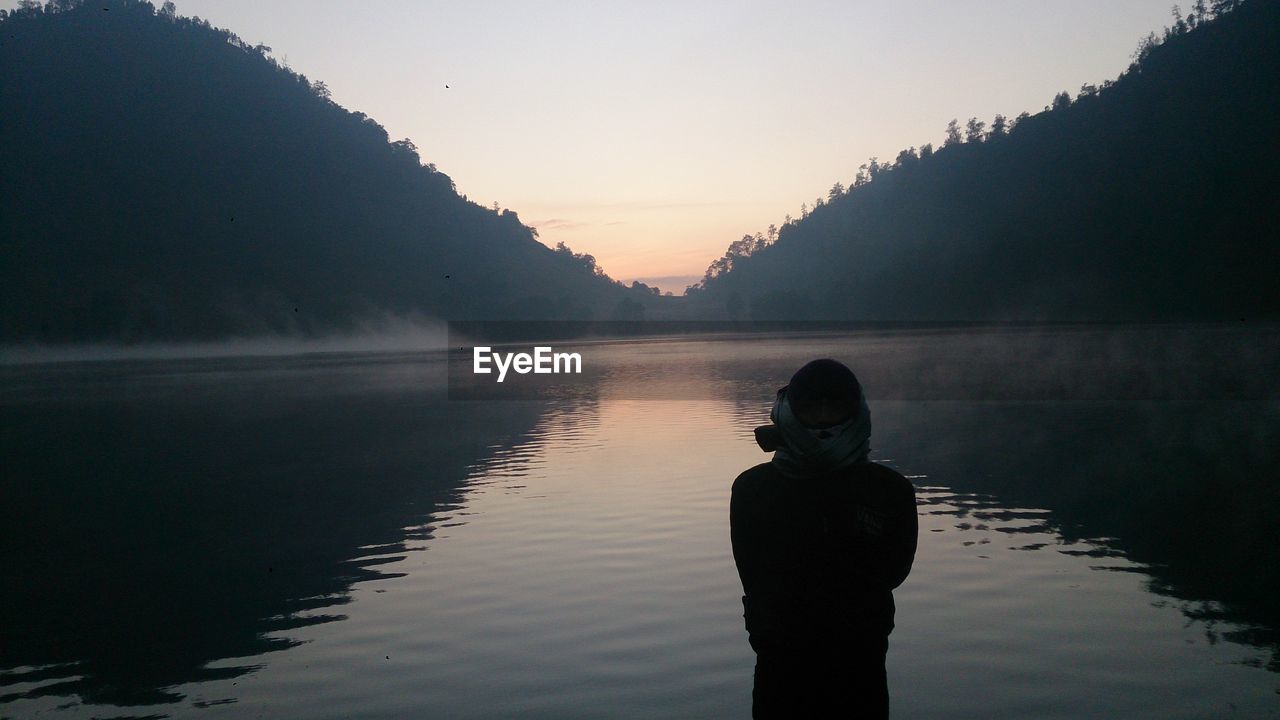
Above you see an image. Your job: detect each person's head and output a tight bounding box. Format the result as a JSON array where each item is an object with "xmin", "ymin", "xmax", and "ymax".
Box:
[
  {"xmin": 786, "ymin": 358, "xmax": 864, "ymax": 429},
  {"xmin": 756, "ymin": 358, "xmax": 871, "ymax": 473}
]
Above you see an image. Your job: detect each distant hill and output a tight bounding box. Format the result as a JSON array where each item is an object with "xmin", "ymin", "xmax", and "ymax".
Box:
[
  {"xmin": 689, "ymin": 0, "xmax": 1280, "ymax": 321},
  {"xmin": 0, "ymin": 0, "xmax": 651, "ymax": 343}
]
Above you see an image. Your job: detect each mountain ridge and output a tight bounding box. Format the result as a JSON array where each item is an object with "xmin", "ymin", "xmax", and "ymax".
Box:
[
  {"xmin": 0, "ymin": 0, "xmax": 655, "ymax": 343},
  {"xmin": 688, "ymin": 0, "xmax": 1280, "ymax": 321}
]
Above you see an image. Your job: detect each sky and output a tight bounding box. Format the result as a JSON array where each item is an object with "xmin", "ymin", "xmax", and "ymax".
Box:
[{"xmin": 13, "ymin": 0, "xmax": 1180, "ymax": 293}]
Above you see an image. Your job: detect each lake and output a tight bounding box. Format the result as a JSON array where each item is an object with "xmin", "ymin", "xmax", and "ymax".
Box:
[{"xmin": 2, "ymin": 325, "xmax": 1278, "ymax": 718}]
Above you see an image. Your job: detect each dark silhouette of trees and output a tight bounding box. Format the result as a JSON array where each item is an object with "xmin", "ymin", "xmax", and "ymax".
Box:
[
  {"xmin": 553, "ymin": 242, "xmax": 607, "ymax": 277},
  {"xmin": 989, "ymin": 114, "xmax": 1008, "ymax": 139},
  {"xmin": 0, "ymin": 0, "xmax": 655, "ymax": 342},
  {"xmin": 310, "ymin": 79, "xmax": 332, "ymax": 100},
  {"xmin": 629, "ymin": 281, "xmax": 661, "ymax": 296},
  {"xmin": 964, "ymin": 117, "xmax": 986, "ymax": 143},
  {"xmin": 944, "ymin": 119, "xmax": 963, "ymax": 146},
  {"xmin": 687, "ymin": 0, "xmax": 1279, "ymax": 321},
  {"xmin": 611, "ymin": 296, "xmax": 645, "ymax": 321},
  {"xmin": 726, "ymin": 289, "xmax": 744, "ymax": 319},
  {"xmin": 701, "ymin": 233, "xmax": 768, "ymax": 285}
]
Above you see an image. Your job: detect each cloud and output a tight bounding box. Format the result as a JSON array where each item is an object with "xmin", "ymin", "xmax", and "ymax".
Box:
[
  {"xmin": 538, "ymin": 200, "xmax": 755, "ymax": 213},
  {"xmin": 530, "ymin": 217, "xmax": 586, "ymax": 231},
  {"xmin": 621, "ymin": 274, "xmax": 704, "ymax": 293}
]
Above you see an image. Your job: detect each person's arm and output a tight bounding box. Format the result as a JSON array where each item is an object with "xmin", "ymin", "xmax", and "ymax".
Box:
[
  {"xmin": 729, "ymin": 473, "xmax": 759, "ymax": 596},
  {"xmin": 844, "ymin": 474, "xmax": 918, "ymax": 591},
  {"xmin": 881, "ymin": 478, "xmax": 918, "ymax": 590},
  {"xmin": 731, "ymin": 470, "xmax": 795, "ymax": 653}
]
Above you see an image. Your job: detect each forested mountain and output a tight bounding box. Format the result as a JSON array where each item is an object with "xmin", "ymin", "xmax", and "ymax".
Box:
[
  {"xmin": 689, "ymin": 0, "xmax": 1280, "ymax": 321},
  {"xmin": 0, "ymin": 0, "xmax": 649, "ymax": 343}
]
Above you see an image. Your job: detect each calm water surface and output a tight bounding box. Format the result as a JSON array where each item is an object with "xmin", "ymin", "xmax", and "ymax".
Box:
[{"xmin": 2, "ymin": 326, "xmax": 1278, "ymax": 718}]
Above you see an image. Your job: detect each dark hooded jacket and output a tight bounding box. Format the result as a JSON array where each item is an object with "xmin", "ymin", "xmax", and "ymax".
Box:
[{"xmin": 730, "ymin": 459, "xmax": 917, "ymax": 653}]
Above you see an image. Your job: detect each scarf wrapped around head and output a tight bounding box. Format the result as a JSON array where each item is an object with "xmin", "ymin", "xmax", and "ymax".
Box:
[{"xmin": 766, "ymin": 386, "xmax": 871, "ymax": 478}]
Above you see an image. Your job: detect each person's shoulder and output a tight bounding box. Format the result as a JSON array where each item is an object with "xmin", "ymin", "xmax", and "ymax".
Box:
[
  {"xmin": 733, "ymin": 462, "xmax": 777, "ymax": 485},
  {"xmin": 732, "ymin": 462, "xmax": 779, "ymax": 494},
  {"xmin": 856, "ymin": 461, "xmax": 917, "ymax": 496},
  {"xmin": 859, "ymin": 461, "xmax": 907, "ymax": 481}
]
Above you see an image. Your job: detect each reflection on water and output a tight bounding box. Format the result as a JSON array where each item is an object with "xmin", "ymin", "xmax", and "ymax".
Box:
[
  {"xmin": 0, "ymin": 354, "xmax": 550, "ymax": 711},
  {"xmin": 1, "ymin": 325, "xmax": 1278, "ymax": 718},
  {"xmin": 877, "ymin": 399, "xmax": 1280, "ymax": 676}
]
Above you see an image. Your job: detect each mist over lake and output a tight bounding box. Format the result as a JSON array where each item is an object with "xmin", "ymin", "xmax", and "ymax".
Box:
[{"xmin": 2, "ymin": 324, "xmax": 1277, "ymax": 719}]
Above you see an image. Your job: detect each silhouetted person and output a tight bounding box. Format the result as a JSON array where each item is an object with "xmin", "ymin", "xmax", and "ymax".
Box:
[{"xmin": 731, "ymin": 359, "xmax": 918, "ymax": 718}]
